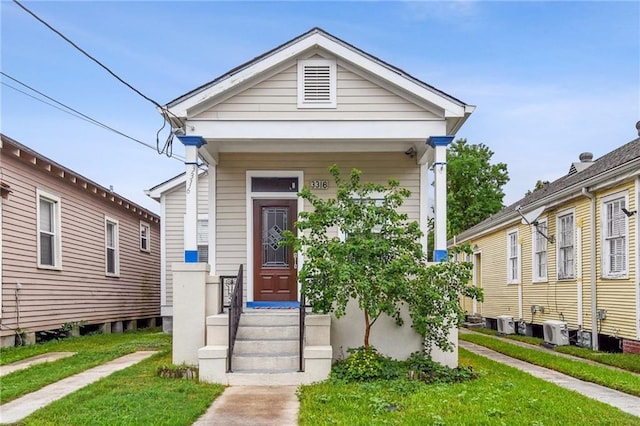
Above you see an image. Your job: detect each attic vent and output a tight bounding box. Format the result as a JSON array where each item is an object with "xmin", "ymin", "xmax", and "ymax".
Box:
[{"xmin": 297, "ymin": 59, "xmax": 336, "ymax": 108}]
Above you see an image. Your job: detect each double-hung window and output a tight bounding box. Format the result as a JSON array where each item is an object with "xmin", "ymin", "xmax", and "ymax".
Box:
[
  {"xmin": 36, "ymin": 189, "xmax": 62, "ymax": 269},
  {"xmin": 557, "ymin": 211, "xmax": 574, "ymax": 280},
  {"xmin": 140, "ymin": 221, "xmax": 151, "ymax": 252},
  {"xmin": 105, "ymin": 217, "xmax": 119, "ymax": 276},
  {"xmin": 533, "ymin": 219, "xmax": 548, "ymax": 282},
  {"xmin": 602, "ymin": 194, "xmax": 628, "ymax": 278},
  {"xmin": 506, "ymin": 229, "xmax": 520, "ymax": 284}
]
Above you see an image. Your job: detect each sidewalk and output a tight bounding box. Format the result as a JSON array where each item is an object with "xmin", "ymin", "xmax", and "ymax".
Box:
[
  {"xmin": 0, "ymin": 352, "xmax": 75, "ymax": 377},
  {"xmin": 459, "ymin": 340, "xmax": 640, "ymax": 417},
  {"xmin": 193, "ymin": 385, "xmax": 299, "ymax": 426},
  {"xmin": 0, "ymin": 351, "xmax": 156, "ymax": 424}
]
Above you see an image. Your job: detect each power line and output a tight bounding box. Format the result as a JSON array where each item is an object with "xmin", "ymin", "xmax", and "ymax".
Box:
[
  {"xmin": 1, "ymin": 72, "xmax": 185, "ymax": 161},
  {"xmin": 11, "ymin": 0, "xmax": 184, "ymax": 156}
]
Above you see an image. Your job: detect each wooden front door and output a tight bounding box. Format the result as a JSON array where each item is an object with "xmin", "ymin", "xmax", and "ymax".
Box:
[{"xmin": 253, "ymin": 199, "xmax": 297, "ymax": 301}]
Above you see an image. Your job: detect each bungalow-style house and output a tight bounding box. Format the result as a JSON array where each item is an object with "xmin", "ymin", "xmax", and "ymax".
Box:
[
  {"xmin": 454, "ymin": 130, "xmax": 640, "ymax": 354},
  {"xmin": 152, "ymin": 27, "xmax": 475, "ymax": 384},
  {"xmin": 0, "ymin": 134, "xmax": 161, "ymax": 347}
]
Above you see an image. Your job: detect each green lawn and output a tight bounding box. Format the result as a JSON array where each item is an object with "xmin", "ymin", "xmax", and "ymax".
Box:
[
  {"xmin": 471, "ymin": 327, "xmax": 640, "ymax": 373},
  {"xmin": 299, "ymin": 349, "xmax": 640, "ymax": 425},
  {"xmin": 460, "ymin": 332, "xmax": 640, "ymax": 397},
  {"xmin": 1, "ymin": 330, "xmax": 224, "ymax": 425}
]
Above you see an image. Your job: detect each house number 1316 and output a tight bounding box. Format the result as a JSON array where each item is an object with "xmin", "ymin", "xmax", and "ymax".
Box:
[{"xmin": 310, "ymin": 180, "xmax": 329, "ymax": 190}]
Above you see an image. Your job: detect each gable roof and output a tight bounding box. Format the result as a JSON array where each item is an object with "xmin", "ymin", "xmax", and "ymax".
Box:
[
  {"xmin": 1, "ymin": 134, "xmax": 160, "ymax": 223},
  {"xmin": 163, "ymin": 27, "xmax": 474, "ymax": 130},
  {"xmin": 456, "ymin": 137, "xmax": 640, "ymax": 242}
]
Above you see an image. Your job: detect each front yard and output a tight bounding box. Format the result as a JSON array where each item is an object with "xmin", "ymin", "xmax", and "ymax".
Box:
[{"xmin": 1, "ymin": 329, "xmax": 638, "ymax": 425}]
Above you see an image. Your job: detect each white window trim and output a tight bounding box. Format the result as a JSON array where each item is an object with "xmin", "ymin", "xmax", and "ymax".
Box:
[
  {"xmin": 105, "ymin": 216, "xmax": 120, "ymax": 277},
  {"xmin": 36, "ymin": 189, "xmax": 62, "ymax": 270},
  {"xmin": 246, "ymin": 170, "xmax": 304, "ymax": 303},
  {"xmin": 532, "ymin": 217, "xmax": 548, "ymax": 283},
  {"xmin": 140, "ymin": 221, "xmax": 151, "ymax": 252},
  {"xmin": 556, "ymin": 208, "xmax": 576, "ymax": 280},
  {"xmin": 197, "ymin": 213, "xmax": 208, "ymax": 263},
  {"xmin": 506, "ymin": 228, "xmax": 520, "ymax": 284},
  {"xmin": 297, "ymin": 58, "xmax": 337, "ymax": 109},
  {"xmin": 601, "ymin": 191, "xmax": 629, "ymax": 279},
  {"xmin": 338, "ymin": 191, "xmax": 387, "ymax": 241}
]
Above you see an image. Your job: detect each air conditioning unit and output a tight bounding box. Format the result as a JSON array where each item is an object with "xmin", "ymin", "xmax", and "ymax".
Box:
[
  {"xmin": 496, "ymin": 315, "xmax": 515, "ymax": 335},
  {"xmin": 543, "ymin": 320, "xmax": 569, "ymax": 346}
]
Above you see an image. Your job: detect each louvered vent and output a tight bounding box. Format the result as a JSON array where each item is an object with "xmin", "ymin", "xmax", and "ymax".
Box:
[
  {"xmin": 297, "ymin": 59, "xmax": 336, "ymax": 108},
  {"xmin": 303, "ymin": 65, "xmax": 331, "ymax": 102}
]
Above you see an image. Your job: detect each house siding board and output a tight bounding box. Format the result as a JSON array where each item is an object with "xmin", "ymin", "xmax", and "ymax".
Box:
[
  {"xmin": 195, "ymin": 63, "xmax": 439, "ymax": 121},
  {"xmin": 1, "ymin": 146, "xmax": 160, "ymax": 340}
]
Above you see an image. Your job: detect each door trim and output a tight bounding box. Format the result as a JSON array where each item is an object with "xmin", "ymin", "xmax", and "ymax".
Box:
[{"xmin": 246, "ymin": 170, "xmax": 303, "ymax": 302}]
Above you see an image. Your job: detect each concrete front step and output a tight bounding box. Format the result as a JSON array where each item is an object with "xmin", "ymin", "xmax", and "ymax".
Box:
[
  {"xmin": 236, "ymin": 325, "xmax": 299, "ymax": 340},
  {"xmin": 240, "ymin": 311, "xmax": 299, "ymax": 326},
  {"xmin": 232, "ymin": 353, "xmax": 299, "ymax": 370},
  {"xmin": 226, "ymin": 370, "xmax": 310, "ymax": 386},
  {"xmin": 234, "ymin": 338, "xmax": 299, "ymax": 354}
]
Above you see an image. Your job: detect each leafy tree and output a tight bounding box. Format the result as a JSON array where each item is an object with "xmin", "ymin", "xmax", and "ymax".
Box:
[
  {"xmin": 285, "ymin": 165, "xmax": 481, "ymax": 352},
  {"xmin": 525, "ymin": 180, "xmax": 549, "ymax": 196},
  {"xmin": 447, "ymin": 139, "xmax": 509, "ymax": 237}
]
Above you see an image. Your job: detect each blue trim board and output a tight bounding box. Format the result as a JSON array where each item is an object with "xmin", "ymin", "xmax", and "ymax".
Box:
[
  {"xmin": 428, "ymin": 136, "xmax": 454, "ymax": 147},
  {"xmin": 184, "ymin": 250, "xmax": 199, "ymax": 263},
  {"xmin": 434, "ymin": 249, "xmax": 448, "ymax": 262},
  {"xmin": 247, "ymin": 301, "xmax": 300, "ymax": 309},
  {"xmin": 176, "ymin": 135, "xmax": 207, "ymax": 148}
]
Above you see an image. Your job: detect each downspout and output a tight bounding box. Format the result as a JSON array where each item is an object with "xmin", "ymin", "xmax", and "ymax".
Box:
[{"xmin": 582, "ymin": 187, "xmax": 598, "ymax": 350}]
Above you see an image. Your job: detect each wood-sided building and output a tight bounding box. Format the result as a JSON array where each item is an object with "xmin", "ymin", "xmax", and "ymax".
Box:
[
  {"xmin": 0, "ymin": 134, "xmax": 161, "ymax": 347},
  {"xmin": 455, "ymin": 133, "xmax": 640, "ymax": 353}
]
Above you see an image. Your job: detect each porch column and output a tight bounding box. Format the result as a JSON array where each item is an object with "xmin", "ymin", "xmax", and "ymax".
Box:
[
  {"xmin": 428, "ymin": 136, "xmax": 454, "ymax": 262},
  {"xmin": 177, "ymin": 135, "xmax": 206, "ymax": 262}
]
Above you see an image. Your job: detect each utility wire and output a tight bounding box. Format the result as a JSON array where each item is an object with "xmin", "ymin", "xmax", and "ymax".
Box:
[
  {"xmin": 12, "ymin": 0, "xmax": 184, "ymax": 157},
  {"xmin": 1, "ymin": 72, "xmax": 185, "ymax": 161}
]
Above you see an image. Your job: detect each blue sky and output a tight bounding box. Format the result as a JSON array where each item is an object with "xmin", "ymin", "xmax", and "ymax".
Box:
[{"xmin": 1, "ymin": 1, "xmax": 639, "ymax": 214}]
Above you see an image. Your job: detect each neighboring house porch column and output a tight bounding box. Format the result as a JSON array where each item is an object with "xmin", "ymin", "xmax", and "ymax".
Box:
[
  {"xmin": 428, "ymin": 136, "xmax": 454, "ymax": 261},
  {"xmin": 177, "ymin": 135, "xmax": 206, "ymax": 262}
]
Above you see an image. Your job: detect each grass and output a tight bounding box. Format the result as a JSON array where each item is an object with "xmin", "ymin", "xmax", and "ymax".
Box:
[
  {"xmin": 22, "ymin": 351, "xmax": 225, "ymax": 426},
  {"xmin": 470, "ymin": 328, "xmax": 640, "ymax": 374},
  {"xmin": 299, "ymin": 348, "xmax": 640, "ymax": 425},
  {"xmin": 0, "ymin": 329, "xmax": 171, "ymax": 403},
  {"xmin": 460, "ymin": 332, "xmax": 640, "ymax": 397}
]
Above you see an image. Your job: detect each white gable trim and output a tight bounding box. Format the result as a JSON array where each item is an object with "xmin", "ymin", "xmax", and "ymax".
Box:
[{"xmin": 167, "ymin": 31, "xmax": 468, "ymax": 119}]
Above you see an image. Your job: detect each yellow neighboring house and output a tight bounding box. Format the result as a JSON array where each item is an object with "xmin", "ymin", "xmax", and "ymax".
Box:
[{"xmin": 454, "ymin": 129, "xmax": 639, "ymax": 354}]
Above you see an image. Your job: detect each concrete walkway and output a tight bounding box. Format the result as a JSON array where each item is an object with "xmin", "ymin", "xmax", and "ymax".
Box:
[
  {"xmin": 193, "ymin": 385, "xmax": 299, "ymax": 426},
  {"xmin": 0, "ymin": 352, "xmax": 75, "ymax": 377},
  {"xmin": 460, "ymin": 340, "xmax": 640, "ymax": 417},
  {"xmin": 0, "ymin": 351, "xmax": 156, "ymax": 424}
]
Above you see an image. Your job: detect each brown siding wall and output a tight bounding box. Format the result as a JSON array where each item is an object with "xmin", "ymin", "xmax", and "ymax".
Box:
[{"xmin": 1, "ymin": 153, "xmax": 160, "ymax": 339}]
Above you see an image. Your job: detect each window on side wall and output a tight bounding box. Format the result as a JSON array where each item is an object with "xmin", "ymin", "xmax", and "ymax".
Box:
[
  {"xmin": 36, "ymin": 189, "xmax": 62, "ymax": 269},
  {"xmin": 506, "ymin": 229, "xmax": 520, "ymax": 284},
  {"xmin": 602, "ymin": 194, "xmax": 628, "ymax": 278},
  {"xmin": 105, "ymin": 217, "xmax": 119, "ymax": 276},
  {"xmin": 533, "ymin": 218, "xmax": 548, "ymax": 282},
  {"xmin": 140, "ymin": 221, "xmax": 151, "ymax": 252},
  {"xmin": 557, "ymin": 211, "xmax": 574, "ymax": 280},
  {"xmin": 197, "ymin": 215, "xmax": 208, "ymax": 263}
]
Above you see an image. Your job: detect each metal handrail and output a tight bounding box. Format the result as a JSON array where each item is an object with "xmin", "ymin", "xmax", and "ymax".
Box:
[
  {"xmin": 227, "ymin": 264, "xmax": 243, "ymax": 372},
  {"xmin": 299, "ymin": 292, "xmax": 306, "ymax": 372}
]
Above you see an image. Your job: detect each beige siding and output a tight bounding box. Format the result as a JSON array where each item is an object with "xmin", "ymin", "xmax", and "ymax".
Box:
[
  {"xmin": 466, "ymin": 178, "xmax": 638, "ymax": 341},
  {"xmin": 195, "ymin": 63, "xmax": 441, "ymax": 121},
  {"xmin": 163, "ymin": 173, "xmax": 209, "ymax": 307},
  {"xmin": 1, "ymin": 154, "xmax": 160, "ymax": 339}
]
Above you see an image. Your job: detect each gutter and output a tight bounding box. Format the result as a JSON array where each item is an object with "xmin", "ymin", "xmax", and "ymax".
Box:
[{"xmin": 581, "ymin": 187, "xmax": 599, "ymax": 351}]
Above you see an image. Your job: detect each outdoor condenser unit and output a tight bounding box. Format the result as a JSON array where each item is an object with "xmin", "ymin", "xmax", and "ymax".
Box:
[
  {"xmin": 543, "ymin": 320, "xmax": 569, "ymax": 346},
  {"xmin": 496, "ymin": 315, "xmax": 515, "ymax": 335}
]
